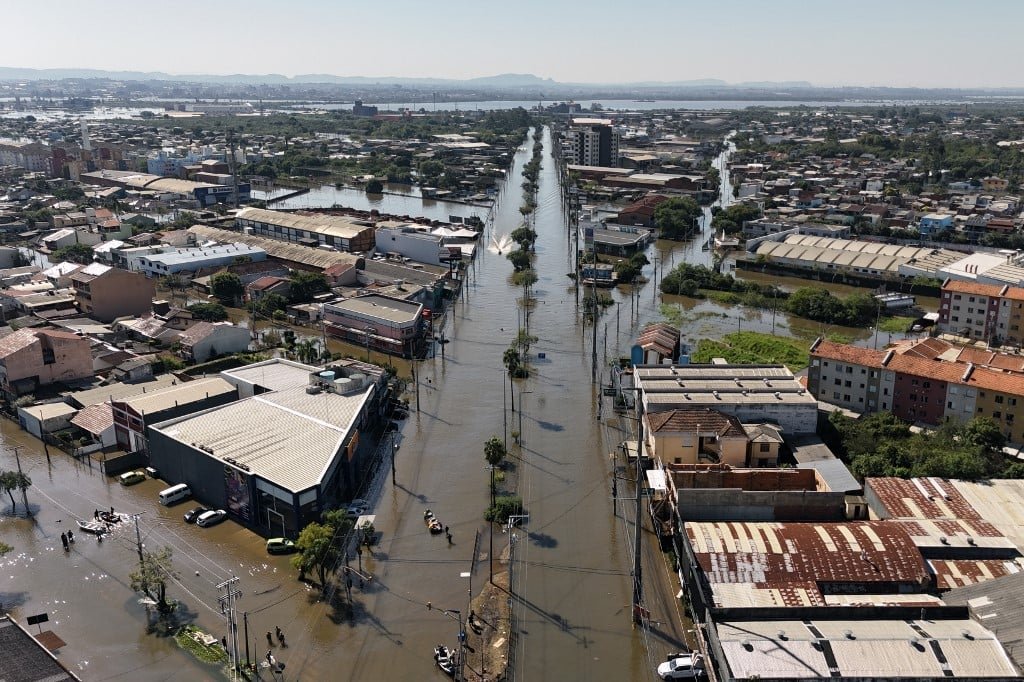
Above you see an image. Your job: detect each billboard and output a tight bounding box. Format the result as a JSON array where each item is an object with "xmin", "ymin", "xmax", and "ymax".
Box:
[{"xmin": 224, "ymin": 466, "xmax": 253, "ymax": 522}]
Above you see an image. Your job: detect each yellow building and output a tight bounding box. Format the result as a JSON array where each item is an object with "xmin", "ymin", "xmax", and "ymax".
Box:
[{"xmin": 645, "ymin": 408, "xmax": 781, "ymax": 467}]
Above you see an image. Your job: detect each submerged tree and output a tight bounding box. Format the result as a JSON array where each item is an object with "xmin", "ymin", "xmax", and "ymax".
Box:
[{"xmin": 130, "ymin": 546, "xmax": 178, "ymax": 615}]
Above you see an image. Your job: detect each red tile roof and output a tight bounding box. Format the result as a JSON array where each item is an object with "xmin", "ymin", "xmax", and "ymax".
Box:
[
  {"xmin": 811, "ymin": 340, "xmax": 886, "ymax": 367},
  {"xmin": 647, "ymin": 408, "xmax": 747, "ymax": 438},
  {"xmin": 942, "ymin": 280, "xmax": 1007, "ymax": 297}
]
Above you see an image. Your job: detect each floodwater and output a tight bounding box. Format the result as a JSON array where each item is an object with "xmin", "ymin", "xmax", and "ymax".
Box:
[
  {"xmin": 254, "ymin": 183, "xmax": 490, "ymax": 223},
  {"xmin": 0, "ymin": 123, "xmax": 917, "ymax": 681}
]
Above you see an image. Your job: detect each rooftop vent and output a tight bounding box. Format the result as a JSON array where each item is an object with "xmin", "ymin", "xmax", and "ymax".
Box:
[
  {"xmin": 741, "ymin": 639, "xmax": 752, "ymax": 650},
  {"xmin": 961, "ymin": 630, "xmax": 974, "ymax": 640},
  {"xmin": 967, "ymin": 536, "xmax": 976, "ymax": 546},
  {"xmin": 844, "ymin": 630, "xmax": 855, "ymax": 640},
  {"xmin": 777, "ymin": 630, "xmax": 787, "ymax": 641},
  {"xmin": 939, "ymin": 536, "xmax": 948, "ymax": 545},
  {"xmin": 713, "ymin": 391, "xmax": 720, "ymax": 399},
  {"xmin": 774, "ymin": 391, "xmax": 782, "ymax": 399}
]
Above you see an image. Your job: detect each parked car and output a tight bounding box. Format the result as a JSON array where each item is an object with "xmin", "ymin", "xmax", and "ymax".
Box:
[
  {"xmin": 266, "ymin": 538, "xmax": 296, "ymax": 555},
  {"xmin": 657, "ymin": 653, "xmax": 705, "ymax": 680},
  {"xmin": 196, "ymin": 509, "xmax": 227, "ymax": 528},
  {"xmin": 183, "ymin": 506, "xmax": 211, "ymax": 524},
  {"xmin": 345, "ymin": 499, "xmax": 370, "ymax": 516},
  {"xmin": 118, "ymin": 470, "xmax": 146, "ymax": 486}
]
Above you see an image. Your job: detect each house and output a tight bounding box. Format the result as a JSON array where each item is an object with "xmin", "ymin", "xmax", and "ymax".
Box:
[
  {"xmin": 644, "ymin": 408, "xmax": 784, "ymax": 468},
  {"xmin": 983, "ymin": 176, "xmax": 1010, "ymax": 193},
  {"xmin": 178, "ymin": 322, "xmax": 250, "ymax": 363},
  {"xmin": 615, "ymin": 194, "xmax": 670, "ymax": 228},
  {"xmin": 18, "ymin": 401, "xmax": 77, "ymax": 438},
  {"xmin": 70, "ymin": 263, "xmax": 155, "ymax": 322},
  {"xmin": 0, "ymin": 328, "xmax": 93, "ymax": 398},
  {"xmin": 245, "ymin": 276, "xmax": 290, "ymax": 302},
  {"xmin": 636, "ymin": 322, "xmax": 681, "ymax": 364},
  {"xmin": 918, "ymin": 212, "xmax": 954, "ymax": 235}
]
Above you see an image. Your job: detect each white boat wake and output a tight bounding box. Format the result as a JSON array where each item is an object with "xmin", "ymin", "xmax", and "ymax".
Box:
[{"xmin": 488, "ymin": 233, "xmax": 514, "ymax": 255}]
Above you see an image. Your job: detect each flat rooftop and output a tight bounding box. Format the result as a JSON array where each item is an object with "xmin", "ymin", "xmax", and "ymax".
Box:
[
  {"xmin": 325, "ymin": 294, "xmax": 423, "ymax": 325},
  {"xmin": 153, "ymin": 383, "xmax": 373, "ymax": 493},
  {"xmin": 635, "ymin": 364, "xmax": 817, "ymax": 407},
  {"xmin": 114, "ymin": 377, "xmax": 236, "ymax": 416},
  {"xmin": 221, "ymin": 358, "xmax": 320, "ymax": 394},
  {"xmin": 716, "ymin": 617, "xmax": 1018, "ymax": 679},
  {"xmin": 236, "ymin": 207, "xmax": 372, "ymax": 240}
]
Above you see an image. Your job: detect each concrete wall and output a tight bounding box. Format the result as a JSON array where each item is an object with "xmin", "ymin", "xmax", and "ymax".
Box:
[
  {"xmin": 82, "ymin": 268, "xmax": 155, "ymax": 322},
  {"xmin": 147, "ymin": 428, "xmax": 229, "ymax": 509},
  {"xmin": 676, "ymin": 488, "xmax": 846, "ymax": 521}
]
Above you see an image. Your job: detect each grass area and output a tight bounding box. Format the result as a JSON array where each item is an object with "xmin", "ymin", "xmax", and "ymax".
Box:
[
  {"xmin": 691, "ymin": 332, "xmax": 810, "ymax": 371},
  {"xmin": 877, "ymin": 316, "xmax": 915, "ymax": 333},
  {"xmin": 174, "ymin": 626, "xmax": 228, "ymax": 665},
  {"xmin": 658, "ymin": 304, "xmax": 722, "ymax": 328}
]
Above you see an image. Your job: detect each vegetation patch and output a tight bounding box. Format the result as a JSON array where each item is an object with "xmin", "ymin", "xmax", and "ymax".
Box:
[
  {"xmin": 877, "ymin": 316, "xmax": 915, "ymax": 333},
  {"xmin": 174, "ymin": 626, "xmax": 228, "ymax": 665},
  {"xmin": 691, "ymin": 332, "xmax": 810, "ymax": 370}
]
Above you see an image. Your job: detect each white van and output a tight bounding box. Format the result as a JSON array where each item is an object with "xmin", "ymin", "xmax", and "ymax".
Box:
[{"xmin": 158, "ymin": 483, "xmax": 191, "ymax": 506}]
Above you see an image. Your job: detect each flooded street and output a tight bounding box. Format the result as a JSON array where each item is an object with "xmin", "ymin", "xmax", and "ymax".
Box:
[{"xmin": 0, "ymin": 124, "xmax": 914, "ymax": 681}]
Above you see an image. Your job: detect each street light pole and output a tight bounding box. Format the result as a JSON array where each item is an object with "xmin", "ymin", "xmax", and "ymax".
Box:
[{"xmin": 364, "ymin": 326, "xmax": 373, "ymax": 363}]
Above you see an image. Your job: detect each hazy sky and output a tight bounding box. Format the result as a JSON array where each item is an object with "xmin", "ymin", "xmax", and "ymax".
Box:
[{"xmin": 3, "ymin": 0, "xmax": 1022, "ymax": 87}]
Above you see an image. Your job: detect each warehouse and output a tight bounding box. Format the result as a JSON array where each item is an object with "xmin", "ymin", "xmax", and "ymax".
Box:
[{"xmin": 235, "ymin": 207, "xmax": 376, "ymax": 253}]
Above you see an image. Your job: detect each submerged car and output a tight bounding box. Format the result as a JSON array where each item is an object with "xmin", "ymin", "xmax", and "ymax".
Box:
[
  {"xmin": 196, "ymin": 509, "xmax": 227, "ymax": 528},
  {"xmin": 657, "ymin": 653, "xmax": 705, "ymax": 680},
  {"xmin": 183, "ymin": 506, "xmax": 211, "ymax": 524},
  {"xmin": 266, "ymin": 538, "xmax": 296, "ymax": 555}
]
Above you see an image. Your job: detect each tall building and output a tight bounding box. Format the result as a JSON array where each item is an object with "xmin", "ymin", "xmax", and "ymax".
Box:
[{"xmin": 564, "ymin": 118, "xmax": 619, "ymax": 167}]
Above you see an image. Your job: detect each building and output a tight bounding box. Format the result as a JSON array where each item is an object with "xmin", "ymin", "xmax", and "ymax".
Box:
[
  {"xmin": 635, "ymin": 322, "xmax": 681, "ymax": 365},
  {"xmin": 148, "ymin": 371, "xmax": 379, "ymax": 537},
  {"xmin": 937, "ymin": 280, "xmax": 1003, "ymax": 342},
  {"xmin": 323, "ymin": 294, "xmax": 425, "ymax": 358},
  {"xmin": 374, "ymin": 222, "xmax": 459, "ymax": 266},
  {"xmin": 0, "ymin": 328, "xmax": 93, "ymax": 398},
  {"xmin": 188, "ymin": 225, "xmax": 363, "ymax": 273},
  {"xmin": 563, "ymin": 118, "xmax": 620, "ymax": 167},
  {"xmin": 177, "ymin": 322, "xmax": 250, "ymax": 363},
  {"xmin": 645, "ymin": 408, "xmax": 783, "ymax": 468},
  {"xmin": 132, "ymin": 243, "xmax": 267, "ymax": 277},
  {"xmin": 615, "ymin": 194, "xmax": 670, "ymax": 228},
  {"xmin": 633, "ymin": 363, "xmax": 819, "ymax": 434},
  {"xmin": 919, "ymin": 212, "xmax": 955, "ymax": 236},
  {"xmin": 865, "ymin": 477, "xmax": 1024, "ymax": 589},
  {"xmin": 69, "ymin": 263, "xmax": 154, "ymax": 322},
  {"xmin": 220, "ymin": 358, "xmax": 320, "ymax": 398},
  {"xmin": 235, "ymin": 207, "xmax": 376, "ymax": 253},
  {"xmin": 110, "ymin": 377, "xmax": 237, "ymax": 453},
  {"xmin": 809, "ymin": 337, "xmax": 1024, "ymax": 442},
  {"xmin": 80, "ymin": 170, "xmax": 249, "ymax": 205},
  {"xmin": 0, "ymin": 614, "xmax": 81, "ymax": 681}
]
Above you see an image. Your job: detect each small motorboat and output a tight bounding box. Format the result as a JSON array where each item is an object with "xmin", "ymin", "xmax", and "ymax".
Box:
[
  {"xmin": 77, "ymin": 520, "xmax": 108, "ymax": 535},
  {"xmin": 424, "ymin": 510, "xmax": 443, "ymax": 535},
  {"xmin": 434, "ymin": 644, "xmax": 456, "ymax": 676}
]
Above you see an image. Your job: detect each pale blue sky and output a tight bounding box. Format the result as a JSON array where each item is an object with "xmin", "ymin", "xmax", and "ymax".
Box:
[{"xmin": 2, "ymin": 0, "xmax": 1022, "ymax": 87}]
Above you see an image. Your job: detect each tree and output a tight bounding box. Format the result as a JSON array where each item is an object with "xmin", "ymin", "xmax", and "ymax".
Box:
[
  {"xmin": 506, "ymin": 249, "xmax": 532, "ymax": 272},
  {"xmin": 503, "ymin": 347, "xmax": 521, "ymax": 413},
  {"xmin": 210, "ymin": 272, "xmax": 244, "ymax": 305},
  {"xmin": 510, "ymin": 226, "xmax": 537, "ymax": 251},
  {"xmin": 256, "ymin": 293, "xmax": 288, "ymax": 317},
  {"xmin": 289, "ymin": 271, "xmax": 329, "ymax": 303},
  {"xmin": 365, "ymin": 179, "xmax": 384, "ymax": 194},
  {"xmin": 484, "ymin": 436, "xmax": 507, "ymax": 507},
  {"xmin": 0, "ymin": 541, "xmax": 11, "ymax": 556},
  {"xmin": 0, "ymin": 470, "xmax": 31, "ymax": 513},
  {"xmin": 129, "ymin": 546, "xmax": 178, "ymax": 614},
  {"xmin": 961, "ymin": 417, "xmax": 1006, "ymax": 452},
  {"xmin": 187, "ymin": 302, "xmax": 228, "ymax": 322},
  {"xmin": 653, "ymin": 197, "xmax": 701, "ymax": 240},
  {"xmin": 292, "ymin": 511, "xmax": 352, "ymax": 588},
  {"xmin": 51, "ymin": 243, "xmax": 94, "ymax": 265}
]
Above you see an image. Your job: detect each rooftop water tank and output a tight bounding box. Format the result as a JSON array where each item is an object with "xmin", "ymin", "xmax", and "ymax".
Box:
[
  {"xmin": 319, "ymin": 370, "xmax": 336, "ymax": 382},
  {"xmin": 334, "ymin": 377, "xmax": 353, "ymax": 393},
  {"xmin": 349, "ymin": 373, "xmax": 366, "ymax": 388}
]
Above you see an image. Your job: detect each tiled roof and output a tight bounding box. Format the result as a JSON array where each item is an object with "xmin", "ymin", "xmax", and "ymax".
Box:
[
  {"xmin": 0, "ymin": 328, "xmax": 40, "ymax": 358},
  {"xmin": 942, "ymin": 280, "xmax": 1007, "ymax": 297},
  {"xmin": 647, "ymin": 408, "xmax": 747, "ymax": 438},
  {"xmin": 70, "ymin": 402, "xmax": 113, "ymax": 435},
  {"xmin": 811, "ymin": 339, "xmax": 886, "ymax": 367}
]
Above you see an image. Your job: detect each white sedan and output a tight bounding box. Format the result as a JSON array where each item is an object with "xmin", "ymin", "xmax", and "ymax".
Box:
[
  {"xmin": 196, "ymin": 509, "xmax": 227, "ymax": 528},
  {"xmin": 657, "ymin": 653, "xmax": 705, "ymax": 680}
]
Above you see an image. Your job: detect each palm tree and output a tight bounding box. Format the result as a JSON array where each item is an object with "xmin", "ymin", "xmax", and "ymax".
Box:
[
  {"xmin": 503, "ymin": 347, "xmax": 521, "ymax": 412},
  {"xmin": 483, "ymin": 436, "xmax": 507, "ymax": 508}
]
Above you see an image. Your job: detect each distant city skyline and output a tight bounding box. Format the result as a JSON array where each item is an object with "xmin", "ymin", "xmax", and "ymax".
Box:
[{"xmin": 3, "ymin": 0, "xmax": 1023, "ymax": 88}]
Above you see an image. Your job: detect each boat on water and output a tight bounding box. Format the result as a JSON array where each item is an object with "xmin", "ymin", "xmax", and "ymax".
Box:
[
  {"xmin": 434, "ymin": 645, "xmax": 457, "ymax": 676},
  {"xmin": 77, "ymin": 520, "xmax": 108, "ymax": 535},
  {"xmin": 424, "ymin": 509, "xmax": 443, "ymax": 534}
]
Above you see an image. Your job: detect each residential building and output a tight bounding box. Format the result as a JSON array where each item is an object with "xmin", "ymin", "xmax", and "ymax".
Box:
[
  {"xmin": 644, "ymin": 408, "xmax": 782, "ymax": 468},
  {"xmin": 918, "ymin": 212, "xmax": 955, "ymax": 236},
  {"xmin": 110, "ymin": 377, "xmax": 237, "ymax": 453},
  {"xmin": 615, "ymin": 194, "xmax": 669, "ymax": 227},
  {"xmin": 635, "ymin": 322, "xmax": 681, "ymax": 365},
  {"xmin": 235, "ymin": 207, "xmax": 376, "ymax": 253},
  {"xmin": 374, "ymin": 222, "xmax": 457, "ymax": 266},
  {"xmin": 937, "ymin": 279, "xmax": 1003, "ymax": 342},
  {"xmin": 177, "ymin": 322, "xmax": 250, "ymax": 363},
  {"xmin": 563, "ymin": 118, "xmax": 620, "ymax": 167},
  {"xmin": 632, "ymin": 363, "xmax": 819, "ymax": 434},
  {"xmin": 0, "ymin": 328, "xmax": 93, "ymax": 398},
  {"xmin": 983, "ymin": 176, "xmax": 1010, "ymax": 193},
  {"xmin": 69, "ymin": 263, "xmax": 155, "ymax": 322},
  {"xmin": 323, "ymin": 294, "xmax": 425, "ymax": 358}
]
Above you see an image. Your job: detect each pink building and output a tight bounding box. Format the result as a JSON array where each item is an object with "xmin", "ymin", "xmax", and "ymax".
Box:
[{"xmin": 0, "ymin": 328, "xmax": 93, "ymax": 398}]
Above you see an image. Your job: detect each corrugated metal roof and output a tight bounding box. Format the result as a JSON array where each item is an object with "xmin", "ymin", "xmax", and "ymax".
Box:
[
  {"xmin": 64, "ymin": 375, "xmax": 180, "ymax": 408},
  {"xmin": 685, "ymin": 521, "xmax": 929, "ymax": 608},
  {"xmin": 946, "ymin": 571, "xmax": 1024, "ymax": 671},
  {"xmin": 188, "ymin": 225, "xmax": 361, "ymax": 270},
  {"xmin": 221, "ymin": 359, "xmax": 319, "ymax": 393},
  {"xmin": 153, "ymin": 384, "xmax": 373, "ymax": 493}
]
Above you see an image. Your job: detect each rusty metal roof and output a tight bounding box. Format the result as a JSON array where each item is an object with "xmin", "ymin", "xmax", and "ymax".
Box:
[{"xmin": 684, "ymin": 521, "xmax": 929, "ymax": 608}]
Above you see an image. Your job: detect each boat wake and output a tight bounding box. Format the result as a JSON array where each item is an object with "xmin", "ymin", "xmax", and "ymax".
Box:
[{"xmin": 487, "ymin": 233, "xmax": 514, "ymax": 255}]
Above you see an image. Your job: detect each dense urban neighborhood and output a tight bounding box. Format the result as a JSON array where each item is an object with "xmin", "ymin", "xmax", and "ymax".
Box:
[{"xmin": 6, "ymin": 36, "xmax": 1024, "ymax": 682}]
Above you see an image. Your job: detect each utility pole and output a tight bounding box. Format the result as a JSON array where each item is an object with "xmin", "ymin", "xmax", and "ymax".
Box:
[
  {"xmin": 243, "ymin": 611, "xmax": 252, "ymax": 678},
  {"xmin": 217, "ymin": 576, "xmax": 243, "ymax": 680},
  {"xmin": 132, "ymin": 514, "xmax": 144, "ymax": 566},
  {"xmin": 591, "ymin": 281, "xmax": 598, "ymax": 382},
  {"xmin": 11, "ymin": 447, "xmax": 29, "ymax": 514},
  {"xmin": 632, "ymin": 391, "xmax": 645, "ymax": 626}
]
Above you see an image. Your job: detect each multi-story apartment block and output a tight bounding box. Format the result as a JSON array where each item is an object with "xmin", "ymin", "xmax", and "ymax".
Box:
[
  {"xmin": 563, "ymin": 118, "xmax": 620, "ymax": 167},
  {"xmin": 809, "ymin": 337, "xmax": 1024, "ymax": 443},
  {"xmin": 937, "ymin": 279, "xmax": 1024, "ymax": 347}
]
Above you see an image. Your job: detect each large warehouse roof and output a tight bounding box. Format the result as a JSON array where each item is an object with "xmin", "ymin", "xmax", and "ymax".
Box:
[
  {"xmin": 236, "ymin": 207, "xmax": 373, "ymax": 240},
  {"xmin": 152, "ymin": 383, "xmax": 373, "ymax": 493},
  {"xmin": 188, "ymin": 225, "xmax": 362, "ymax": 270}
]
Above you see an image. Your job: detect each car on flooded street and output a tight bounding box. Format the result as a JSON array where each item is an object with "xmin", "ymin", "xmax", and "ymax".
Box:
[
  {"xmin": 196, "ymin": 509, "xmax": 227, "ymax": 527},
  {"xmin": 183, "ymin": 506, "xmax": 210, "ymax": 524},
  {"xmin": 118, "ymin": 470, "xmax": 146, "ymax": 486},
  {"xmin": 266, "ymin": 538, "xmax": 296, "ymax": 555}
]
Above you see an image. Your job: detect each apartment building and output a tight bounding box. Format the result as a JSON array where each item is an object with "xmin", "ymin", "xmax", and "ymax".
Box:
[
  {"xmin": 563, "ymin": 118, "xmax": 620, "ymax": 167},
  {"xmin": 937, "ymin": 280, "xmax": 1004, "ymax": 342}
]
